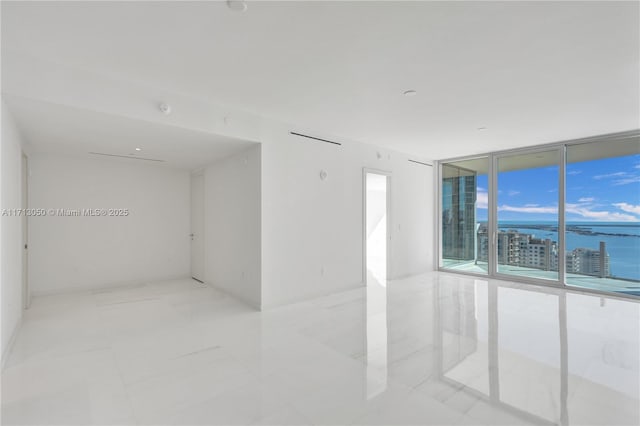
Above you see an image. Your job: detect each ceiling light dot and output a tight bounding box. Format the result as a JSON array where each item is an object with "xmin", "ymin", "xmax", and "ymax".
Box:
[
  {"xmin": 159, "ymin": 102, "xmax": 171, "ymax": 115},
  {"xmin": 226, "ymin": 0, "xmax": 247, "ymax": 12},
  {"xmin": 135, "ymin": 148, "xmax": 142, "ymax": 151},
  {"xmin": 403, "ymin": 90, "xmax": 417, "ymax": 97}
]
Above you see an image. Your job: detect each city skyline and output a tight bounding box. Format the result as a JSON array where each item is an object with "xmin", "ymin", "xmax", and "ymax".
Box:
[{"xmin": 476, "ymin": 224, "xmax": 611, "ymax": 278}]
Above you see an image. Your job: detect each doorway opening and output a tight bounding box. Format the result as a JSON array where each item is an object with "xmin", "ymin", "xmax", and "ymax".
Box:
[
  {"xmin": 364, "ymin": 169, "xmax": 390, "ymax": 398},
  {"xmin": 365, "ymin": 171, "xmax": 390, "ymax": 283},
  {"xmin": 22, "ymin": 152, "xmax": 30, "ymax": 309},
  {"xmin": 190, "ymin": 172, "xmax": 205, "ymax": 283}
]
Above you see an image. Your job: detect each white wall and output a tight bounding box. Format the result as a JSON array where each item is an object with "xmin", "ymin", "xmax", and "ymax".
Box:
[
  {"xmin": 28, "ymin": 154, "xmax": 190, "ymax": 294},
  {"xmin": 203, "ymin": 145, "xmax": 261, "ymax": 308},
  {"xmin": 1, "ymin": 100, "xmax": 26, "ymax": 366},
  {"xmin": 260, "ymin": 125, "xmax": 433, "ymax": 308},
  {"xmin": 3, "ymin": 57, "xmax": 435, "ymax": 309},
  {"xmin": 389, "ymin": 155, "xmax": 434, "ymax": 279}
]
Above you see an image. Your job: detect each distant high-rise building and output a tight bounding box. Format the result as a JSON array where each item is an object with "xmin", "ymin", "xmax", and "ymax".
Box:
[
  {"xmin": 476, "ymin": 229, "xmax": 609, "ymax": 277},
  {"xmin": 566, "ymin": 242, "xmax": 610, "ymax": 278},
  {"xmin": 477, "ymin": 227, "xmax": 558, "ymax": 271},
  {"xmin": 442, "ymin": 169, "xmax": 476, "ymax": 261},
  {"xmin": 497, "ymin": 230, "xmax": 521, "ymax": 265},
  {"xmin": 477, "ymin": 227, "xmax": 524, "ymax": 265},
  {"xmin": 518, "ymin": 235, "xmax": 558, "ymax": 271},
  {"xmin": 477, "ymin": 224, "xmax": 489, "ymax": 262}
]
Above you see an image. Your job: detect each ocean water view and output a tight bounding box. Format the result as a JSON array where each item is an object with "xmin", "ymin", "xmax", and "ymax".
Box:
[
  {"xmin": 443, "ymin": 139, "xmax": 639, "ymax": 296},
  {"xmin": 496, "ymin": 221, "xmax": 640, "ymax": 281}
]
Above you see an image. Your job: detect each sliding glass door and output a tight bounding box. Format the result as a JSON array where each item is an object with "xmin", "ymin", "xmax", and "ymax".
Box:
[
  {"xmin": 440, "ymin": 158, "xmax": 489, "ymax": 274},
  {"xmin": 439, "ymin": 132, "xmax": 640, "ymax": 298},
  {"xmin": 565, "ymin": 137, "xmax": 640, "ymax": 296},
  {"xmin": 494, "ymin": 149, "xmax": 561, "ymax": 282}
]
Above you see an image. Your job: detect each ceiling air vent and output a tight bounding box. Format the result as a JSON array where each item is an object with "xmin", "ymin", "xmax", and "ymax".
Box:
[
  {"xmin": 408, "ymin": 159, "xmax": 433, "ymax": 167},
  {"xmin": 89, "ymin": 152, "xmax": 165, "ymax": 162},
  {"xmin": 290, "ymin": 131, "xmax": 342, "ymax": 146}
]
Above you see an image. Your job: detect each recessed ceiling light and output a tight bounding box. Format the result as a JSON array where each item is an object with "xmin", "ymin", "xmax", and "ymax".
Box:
[
  {"xmin": 226, "ymin": 0, "xmax": 247, "ymax": 12},
  {"xmin": 135, "ymin": 148, "xmax": 142, "ymax": 151},
  {"xmin": 403, "ymin": 90, "xmax": 417, "ymax": 97},
  {"xmin": 477, "ymin": 127, "xmax": 488, "ymax": 131}
]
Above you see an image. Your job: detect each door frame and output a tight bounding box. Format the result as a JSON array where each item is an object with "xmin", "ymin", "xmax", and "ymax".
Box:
[
  {"xmin": 362, "ymin": 168, "xmax": 392, "ymax": 284},
  {"xmin": 22, "ymin": 152, "xmax": 30, "ymax": 309},
  {"xmin": 491, "ymin": 146, "xmax": 565, "ymax": 288}
]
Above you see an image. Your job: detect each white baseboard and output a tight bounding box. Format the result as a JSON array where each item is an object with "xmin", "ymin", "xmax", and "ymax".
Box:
[
  {"xmin": 205, "ymin": 280, "xmax": 262, "ymax": 311},
  {"xmin": 29, "ymin": 274, "xmax": 191, "ymax": 298},
  {"xmin": 261, "ymin": 280, "xmax": 363, "ymax": 311}
]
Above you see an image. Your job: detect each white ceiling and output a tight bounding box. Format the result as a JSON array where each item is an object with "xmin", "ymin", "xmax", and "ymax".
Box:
[
  {"xmin": 4, "ymin": 95, "xmax": 256, "ymax": 170},
  {"xmin": 2, "ymin": 1, "xmax": 639, "ymax": 159}
]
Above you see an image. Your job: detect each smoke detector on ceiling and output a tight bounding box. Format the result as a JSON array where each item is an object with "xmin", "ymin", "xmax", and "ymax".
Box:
[{"xmin": 159, "ymin": 102, "xmax": 171, "ymax": 115}]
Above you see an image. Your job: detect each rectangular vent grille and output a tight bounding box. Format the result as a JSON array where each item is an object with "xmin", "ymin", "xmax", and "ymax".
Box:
[
  {"xmin": 408, "ymin": 159, "xmax": 433, "ymax": 167},
  {"xmin": 290, "ymin": 131, "xmax": 342, "ymax": 146},
  {"xmin": 89, "ymin": 152, "xmax": 165, "ymax": 162}
]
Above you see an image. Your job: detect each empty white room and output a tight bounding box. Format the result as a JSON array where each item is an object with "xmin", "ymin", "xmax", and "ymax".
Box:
[{"xmin": 1, "ymin": 1, "xmax": 639, "ymax": 425}]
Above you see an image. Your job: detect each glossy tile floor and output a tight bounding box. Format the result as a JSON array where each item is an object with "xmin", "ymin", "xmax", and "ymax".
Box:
[{"xmin": 2, "ymin": 272, "xmax": 639, "ymax": 425}]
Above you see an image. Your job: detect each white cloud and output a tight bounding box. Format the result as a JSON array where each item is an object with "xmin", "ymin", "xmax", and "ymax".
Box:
[
  {"xmin": 496, "ymin": 202, "xmax": 639, "ymax": 222},
  {"xmin": 613, "ymin": 176, "xmax": 640, "ymax": 186},
  {"xmin": 499, "ymin": 205, "xmax": 557, "ymax": 214},
  {"xmin": 477, "ymin": 187, "xmax": 486, "ymax": 192},
  {"xmin": 578, "ymin": 197, "xmax": 595, "ymax": 202},
  {"xmin": 594, "ymin": 172, "xmax": 627, "ymax": 180},
  {"xmin": 524, "ymin": 204, "xmax": 539, "ymax": 207},
  {"xmin": 567, "ymin": 170, "xmax": 582, "ymax": 175},
  {"xmin": 508, "ymin": 190, "xmax": 520, "ymax": 196},
  {"xmin": 613, "ymin": 202, "xmax": 640, "ymax": 215},
  {"xmin": 477, "ymin": 191, "xmax": 488, "ymax": 209},
  {"xmin": 566, "ymin": 204, "xmax": 638, "ymax": 222}
]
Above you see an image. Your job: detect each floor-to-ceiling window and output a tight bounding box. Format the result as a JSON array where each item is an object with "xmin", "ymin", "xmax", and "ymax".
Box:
[
  {"xmin": 440, "ymin": 158, "xmax": 489, "ymax": 274},
  {"xmin": 495, "ymin": 149, "xmax": 560, "ymax": 281},
  {"xmin": 439, "ymin": 132, "xmax": 640, "ymax": 297},
  {"xmin": 565, "ymin": 137, "xmax": 640, "ymax": 295}
]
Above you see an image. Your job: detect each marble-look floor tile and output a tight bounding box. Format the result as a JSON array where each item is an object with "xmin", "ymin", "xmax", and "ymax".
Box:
[
  {"xmin": 2, "ymin": 273, "xmax": 639, "ymax": 425},
  {"xmin": 2, "ymin": 385, "xmax": 93, "ymax": 425}
]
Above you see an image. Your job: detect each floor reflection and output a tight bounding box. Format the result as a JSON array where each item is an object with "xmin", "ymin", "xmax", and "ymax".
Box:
[
  {"xmin": 366, "ymin": 270, "xmax": 388, "ymax": 399},
  {"xmin": 3, "ymin": 272, "xmax": 638, "ymax": 425},
  {"xmin": 429, "ymin": 276, "xmax": 640, "ymax": 425}
]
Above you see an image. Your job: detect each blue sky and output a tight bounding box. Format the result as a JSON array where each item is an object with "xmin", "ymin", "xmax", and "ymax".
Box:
[{"xmin": 475, "ymin": 154, "xmax": 640, "ymax": 222}]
